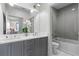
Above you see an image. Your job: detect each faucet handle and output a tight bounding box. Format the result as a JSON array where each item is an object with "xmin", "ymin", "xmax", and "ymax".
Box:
[
  {"xmin": 14, "ymin": 35, "xmax": 16, "ymax": 37},
  {"xmin": 33, "ymin": 32, "xmax": 38, "ymax": 36},
  {"xmin": 6, "ymin": 36, "xmax": 8, "ymax": 38}
]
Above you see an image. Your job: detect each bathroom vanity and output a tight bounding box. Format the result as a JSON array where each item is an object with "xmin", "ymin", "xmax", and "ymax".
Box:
[
  {"xmin": 0, "ymin": 3, "xmax": 49, "ymax": 56},
  {"xmin": 0, "ymin": 33, "xmax": 48, "ymax": 56}
]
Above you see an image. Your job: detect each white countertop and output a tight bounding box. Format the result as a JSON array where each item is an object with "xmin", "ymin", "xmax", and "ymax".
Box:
[{"xmin": 0, "ymin": 33, "xmax": 48, "ymax": 44}]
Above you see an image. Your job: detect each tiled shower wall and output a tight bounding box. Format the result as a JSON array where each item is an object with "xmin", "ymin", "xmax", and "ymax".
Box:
[{"xmin": 52, "ymin": 3, "xmax": 78, "ymax": 40}]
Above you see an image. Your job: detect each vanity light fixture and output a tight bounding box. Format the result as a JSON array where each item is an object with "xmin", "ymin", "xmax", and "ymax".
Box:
[
  {"xmin": 30, "ymin": 9, "xmax": 34, "ymax": 13},
  {"xmin": 72, "ymin": 8, "xmax": 75, "ymax": 11},
  {"xmin": 9, "ymin": 3, "xmax": 17, "ymax": 6},
  {"xmin": 37, "ymin": 3, "xmax": 40, "ymax": 7},
  {"xmin": 9, "ymin": 3, "xmax": 14, "ymax": 6},
  {"xmin": 33, "ymin": 3, "xmax": 40, "ymax": 9}
]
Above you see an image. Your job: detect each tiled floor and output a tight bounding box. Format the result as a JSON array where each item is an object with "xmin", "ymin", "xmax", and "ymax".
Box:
[{"xmin": 52, "ymin": 50, "xmax": 71, "ymax": 56}]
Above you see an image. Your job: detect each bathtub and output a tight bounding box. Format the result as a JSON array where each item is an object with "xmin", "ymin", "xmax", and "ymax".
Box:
[{"xmin": 54, "ymin": 37, "xmax": 79, "ymax": 56}]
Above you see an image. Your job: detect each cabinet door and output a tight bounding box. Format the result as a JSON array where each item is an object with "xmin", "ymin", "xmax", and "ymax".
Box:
[
  {"xmin": 23, "ymin": 39, "xmax": 35, "ymax": 56},
  {"xmin": 33, "ymin": 39, "xmax": 39, "ymax": 56},
  {"xmin": 39, "ymin": 37, "xmax": 48, "ymax": 56},
  {"xmin": 34, "ymin": 37, "xmax": 48, "ymax": 56},
  {"xmin": 10, "ymin": 41, "xmax": 23, "ymax": 56},
  {"xmin": 0, "ymin": 44, "xmax": 10, "ymax": 56},
  {"xmin": 23, "ymin": 37, "xmax": 48, "ymax": 56}
]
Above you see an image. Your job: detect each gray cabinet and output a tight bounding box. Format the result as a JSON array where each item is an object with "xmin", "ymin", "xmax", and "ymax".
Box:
[
  {"xmin": 0, "ymin": 44, "xmax": 10, "ymax": 56},
  {"xmin": 35, "ymin": 37, "xmax": 48, "ymax": 56},
  {"xmin": 23, "ymin": 37, "xmax": 48, "ymax": 56},
  {"xmin": 0, "ymin": 37, "xmax": 48, "ymax": 56},
  {"xmin": 10, "ymin": 41, "xmax": 23, "ymax": 56},
  {"xmin": 23, "ymin": 39, "xmax": 35, "ymax": 56},
  {"xmin": 38, "ymin": 37, "xmax": 48, "ymax": 56}
]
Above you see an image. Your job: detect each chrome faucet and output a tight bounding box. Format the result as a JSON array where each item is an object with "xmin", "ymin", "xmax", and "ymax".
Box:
[
  {"xmin": 14, "ymin": 35, "xmax": 16, "ymax": 38},
  {"xmin": 33, "ymin": 32, "xmax": 38, "ymax": 36}
]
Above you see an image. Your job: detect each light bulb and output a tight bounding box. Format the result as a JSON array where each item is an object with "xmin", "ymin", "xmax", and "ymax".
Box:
[
  {"xmin": 30, "ymin": 9, "xmax": 34, "ymax": 13},
  {"xmin": 72, "ymin": 8, "xmax": 75, "ymax": 11},
  {"xmin": 9, "ymin": 3, "xmax": 15, "ymax": 6},
  {"xmin": 37, "ymin": 4, "xmax": 40, "ymax": 7}
]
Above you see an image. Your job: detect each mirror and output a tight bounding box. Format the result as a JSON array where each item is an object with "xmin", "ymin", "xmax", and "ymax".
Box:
[
  {"xmin": 6, "ymin": 15, "xmax": 23, "ymax": 34},
  {"xmin": 2, "ymin": 3, "xmax": 39, "ymax": 34}
]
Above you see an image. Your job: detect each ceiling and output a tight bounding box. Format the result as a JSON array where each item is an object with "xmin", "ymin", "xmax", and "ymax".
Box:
[
  {"xmin": 16, "ymin": 3, "xmax": 36, "ymax": 10},
  {"xmin": 5, "ymin": 3, "xmax": 72, "ymax": 10},
  {"xmin": 50, "ymin": 3, "xmax": 71, "ymax": 9}
]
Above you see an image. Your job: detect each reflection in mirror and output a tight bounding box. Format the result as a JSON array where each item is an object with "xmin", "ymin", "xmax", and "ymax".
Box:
[
  {"xmin": 2, "ymin": 3, "xmax": 39, "ymax": 34},
  {"xmin": 6, "ymin": 15, "xmax": 23, "ymax": 34}
]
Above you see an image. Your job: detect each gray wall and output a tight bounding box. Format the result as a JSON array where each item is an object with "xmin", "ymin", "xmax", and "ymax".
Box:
[
  {"xmin": 34, "ymin": 4, "xmax": 50, "ymax": 33},
  {"xmin": 51, "ymin": 8, "xmax": 57, "ymax": 37},
  {"xmin": 0, "ymin": 4, "xmax": 3, "ymax": 34},
  {"xmin": 55, "ymin": 3, "xmax": 78, "ymax": 40}
]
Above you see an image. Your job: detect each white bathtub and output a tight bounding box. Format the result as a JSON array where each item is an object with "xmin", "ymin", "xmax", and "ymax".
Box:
[{"xmin": 54, "ymin": 37, "xmax": 79, "ymax": 56}]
